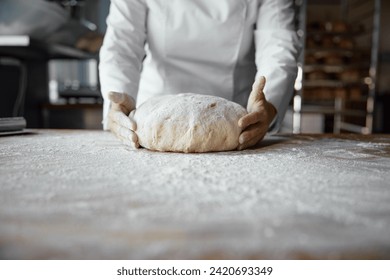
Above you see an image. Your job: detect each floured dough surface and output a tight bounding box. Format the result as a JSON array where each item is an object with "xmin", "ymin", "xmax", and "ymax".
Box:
[{"xmin": 133, "ymin": 93, "xmax": 247, "ymax": 153}]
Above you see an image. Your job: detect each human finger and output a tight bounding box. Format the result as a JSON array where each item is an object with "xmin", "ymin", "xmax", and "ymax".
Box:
[
  {"xmin": 117, "ymin": 133, "xmax": 139, "ymax": 149},
  {"xmin": 108, "ymin": 91, "xmax": 135, "ymax": 111},
  {"xmin": 253, "ymin": 76, "xmax": 266, "ymax": 93},
  {"xmin": 247, "ymin": 77, "xmax": 267, "ymax": 110},
  {"xmin": 129, "ymin": 110, "xmax": 136, "ymax": 118},
  {"xmin": 238, "ymin": 111, "xmax": 262, "ymax": 129},
  {"xmin": 239, "ymin": 122, "xmax": 262, "ymax": 144},
  {"xmin": 108, "ymin": 102, "xmax": 129, "ymax": 116},
  {"xmin": 109, "ymin": 110, "xmax": 137, "ymax": 131},
  {"xmin": 110, "ymin": 120, "xmax": 138, "ymax": 143},
  {"xmin": 238, "ymin": 124, "xmax": 267, "ymax": 150},
  {"xmin": 238, "ymin": 137, "xmax": 257, "ymax": 151},
  {"xmin": 251, "ymin": 76, "xmax": 266, "ymax": 101},
  {"xmin": 110, "ymin": 121, "xmax": 139, "ymax": 148}
]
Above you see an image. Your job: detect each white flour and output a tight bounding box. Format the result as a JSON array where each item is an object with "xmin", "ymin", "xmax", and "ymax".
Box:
[{"xmin": 0, "ymin": 130, "xmax": 389, "ymax": 259}]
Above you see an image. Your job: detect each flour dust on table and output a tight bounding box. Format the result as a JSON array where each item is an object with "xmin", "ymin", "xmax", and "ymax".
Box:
[{"xmin": 133, "ymin": 93, "xmax": 247, "ymax": 153}]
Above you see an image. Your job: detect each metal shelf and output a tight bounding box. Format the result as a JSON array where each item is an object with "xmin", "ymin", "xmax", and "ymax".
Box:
[
  {"xmin": 339, "ymin": 121, "xmax": 371, "ymax": 134},
  {"xmin": 0, "ymin": 35, "xmax": 95, "ymax": 61},
  {"xmin": 293, "ymin": 0, "xmax": 380, "ymax": 134},
  {"xmin": 0, "ymin": 35, "xmax": 98, "ymax": 128}
]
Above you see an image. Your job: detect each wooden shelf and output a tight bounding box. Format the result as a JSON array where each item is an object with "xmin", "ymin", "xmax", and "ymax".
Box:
[
  {"xmin": 306, "ymin": 29, "xmax": 367, "ymax": 38},
  {"xmin": 298, "ymin": 106, "xmax": 369, "ymax": 117},
  {"xmin": 303, "ymin": 63, "xmax": 369, "ymax": 72},
  {"xmin": 302, "ymin": 97, "xmax": 369, "ymax": 104},
  {"xmin": 303, "ymin": 79, "xmax": 366, "ymax": 88},
  {"xmin": 305, "ymin": 48, "xmax": 367, "ymax": 57},
  {"xmin": 380, "ymin": 52, "xmax": 390, "ymax": 63}
]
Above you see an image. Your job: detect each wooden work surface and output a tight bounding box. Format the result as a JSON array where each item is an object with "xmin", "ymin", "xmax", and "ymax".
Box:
[{"xmin": 1, "ymin": 130, "xmax": 389, "ymax": 259}]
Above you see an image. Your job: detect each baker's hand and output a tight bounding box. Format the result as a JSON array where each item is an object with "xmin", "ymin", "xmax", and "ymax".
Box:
[
  {"xmin": 237, "ymin": 76, "xmax": 277, "ymax": 150},
  {"xmin": 107, "ymin": 91, "xmax": 139, "ymax": 149}
]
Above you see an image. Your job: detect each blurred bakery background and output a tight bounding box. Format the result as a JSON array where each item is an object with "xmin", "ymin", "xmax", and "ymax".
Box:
[
  {"xmin": 0, "ymin": 0, "xmax": 109, "ymax": 130},
  {"xmin": 291, "ymin": 0, "xmax": 389, "ymax": 134},
  {"xmin": 0, "ymin": 0, "xmax": 389, "ymax": 134}
]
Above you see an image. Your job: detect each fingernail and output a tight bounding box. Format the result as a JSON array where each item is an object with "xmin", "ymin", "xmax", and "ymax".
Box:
[
  {"xmin": 109, "ymin": 92, "xmax": 123, "ymax": 103},
  {"xmin": 130, "ymin": 133, "xmax": 137, "ymax": 142}
]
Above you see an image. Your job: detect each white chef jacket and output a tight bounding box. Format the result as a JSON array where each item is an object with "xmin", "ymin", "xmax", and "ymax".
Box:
[{"xmin": 99, "ymin": 0, "xmax": 300, "ymax": 131}]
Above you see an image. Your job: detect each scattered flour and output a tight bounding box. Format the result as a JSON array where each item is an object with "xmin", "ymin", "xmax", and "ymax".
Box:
[{"xmin": 0, "ymin": 131, "xmax": 389, "ymax": 259}]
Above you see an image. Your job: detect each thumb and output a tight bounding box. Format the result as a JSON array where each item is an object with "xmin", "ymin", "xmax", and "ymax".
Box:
[
  {"xmin": 108, "ymin": 92, "xmax": 136, "ymax": 111},
  {"xmin": 253, "ymin": 76, "xmax": 266, "ymax": 93},
  {"xmin": 247, "ymin": 76, "xmax": 266, "ymax": 111}
]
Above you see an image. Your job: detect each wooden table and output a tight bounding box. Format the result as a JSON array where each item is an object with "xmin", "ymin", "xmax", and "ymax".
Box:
[{"xmin": 1, "ymin": 130, "xmax": 389, "ymax": 259}]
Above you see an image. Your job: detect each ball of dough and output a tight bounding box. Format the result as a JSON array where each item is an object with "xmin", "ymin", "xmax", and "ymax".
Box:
[{"xmin": 133, "ymin": 93, "xmax": 247, "ymax": 153}]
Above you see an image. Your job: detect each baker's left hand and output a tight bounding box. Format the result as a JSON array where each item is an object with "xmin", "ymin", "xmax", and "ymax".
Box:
[{"xmin": 237, "ymin": 76, "xmax": 277, "ymax": 150}]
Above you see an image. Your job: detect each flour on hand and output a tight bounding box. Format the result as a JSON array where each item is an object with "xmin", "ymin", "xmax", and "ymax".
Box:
[{"xmin": 133, "ymin": 93, "xmax": 247, "ymax": 153}]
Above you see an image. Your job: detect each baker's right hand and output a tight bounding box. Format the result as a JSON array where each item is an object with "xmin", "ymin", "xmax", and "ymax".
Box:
[{"xmin": 107, "ymin": 91, "xmax": 139, "ymax": 149}]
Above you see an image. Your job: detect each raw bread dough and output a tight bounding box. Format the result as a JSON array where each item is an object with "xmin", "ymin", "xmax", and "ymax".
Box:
[{"xmin": 133, "ymin": 93, "xmax": 247, "ymax": 153}]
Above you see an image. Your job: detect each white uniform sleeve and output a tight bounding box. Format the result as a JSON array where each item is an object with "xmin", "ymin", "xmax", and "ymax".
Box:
[
  {"xmin": 99, "ymin": 0, "xmax": 147, "ymax": 130},
  {"xmin": 255, "ymin": 0, "xmax": 300, "ymax": 132}
]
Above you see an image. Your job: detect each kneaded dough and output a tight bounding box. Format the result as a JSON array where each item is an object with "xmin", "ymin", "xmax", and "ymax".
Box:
[{"xmin": 133, "ymin": 93, "xmax": 247, "ymax": 153}]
